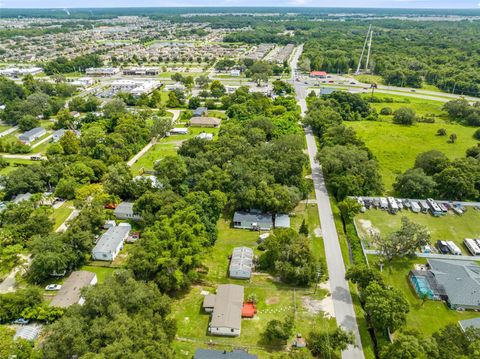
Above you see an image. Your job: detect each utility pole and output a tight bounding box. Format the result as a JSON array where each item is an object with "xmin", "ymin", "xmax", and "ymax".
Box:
[
  {"xmin": 355, "ymin": 24, "xmax": 371, "ymax": 75},
  {"xmin": 313, "ymin": 270, "xmax": 322, "ymax": 294},
  {"xmin": 365, "ymin": 27, "xmax": 373, "ymax": 72}
]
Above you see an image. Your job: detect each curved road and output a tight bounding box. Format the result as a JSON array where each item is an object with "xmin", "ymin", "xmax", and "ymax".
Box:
[{"xmin": 291, "ymin": 45, "xmax": 365, "ymax": 359}]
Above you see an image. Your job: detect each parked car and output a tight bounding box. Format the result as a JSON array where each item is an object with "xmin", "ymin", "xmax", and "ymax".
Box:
[
  {"xmin": 45, "ymin": 284, "xmax": 62, "ymax": 291},
  {"xmin": 436, "ymin": 240, "xmax": 451, "ymax": 254},
  {"xmin": 11, "ymin": 318, "xmax": 30, "ymax": 325}
]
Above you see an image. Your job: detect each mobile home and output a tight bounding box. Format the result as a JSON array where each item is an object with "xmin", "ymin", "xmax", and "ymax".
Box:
[{"xmin": 379, "ymin": 198, "xmax": 388, "ymax": 210}]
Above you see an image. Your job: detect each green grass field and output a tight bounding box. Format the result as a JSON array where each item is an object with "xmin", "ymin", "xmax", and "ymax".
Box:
[
  {"xmin": 51, "ymin": 201, "xmax": 74, "ymax": 230},
  {"xmin": 355, "ymin": 209, "xmax": 480, "ymax": 255},
  {"xmin": 346, "ymin": 120, "xmax": 479, "ymax": 191},
  {"xmin": 130, "ymin": 127, "xmax": 220, "ymax": 174},
  {"xmin": 171, "ymin": 217, "xmax": 334, "ymax": 358},
  {"xmin": 0, "ymin": 158, "xmax": 35, "ymax": 175},
  {"xmin": 369, "ymin": 256, "xmax": 480, "ymax": 336},
  {"xmin": 79, "ymin": 265, "xmax": 115, "ymax": 284}
]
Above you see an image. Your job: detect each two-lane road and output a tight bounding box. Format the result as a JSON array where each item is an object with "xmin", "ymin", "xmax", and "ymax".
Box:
[{"xmin": 291, "ymin": 46, "xmax": 364, "ymax": 359}]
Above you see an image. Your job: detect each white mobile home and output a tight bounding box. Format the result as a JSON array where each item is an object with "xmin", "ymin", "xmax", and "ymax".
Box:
[
  {"xmin": 379, "ymin": 198, "xmax": 388, "ymax": 210},
  {"xmin": 19, "ymin": 127, "xmax": 46, "ymax": 143},
  {"xmin": 92, "ymin": 224, "xmax": 131, "ymax": 261},
  {"xmin": 114, "ymin": 202, "xmax": 142, "ymax": 221},
  {"xmin": 387, "ymin": 197, "xmax": 398, "ymax": 214},
  {"xmin": 233, "ymin": 211, "xmax": 290, "ymax": 231},
  {"xmin": 229, "ymin": 247, "xmax": 254, "ymax": 279}
]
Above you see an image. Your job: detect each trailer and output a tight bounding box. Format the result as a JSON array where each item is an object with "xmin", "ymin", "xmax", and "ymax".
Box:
[
  {"xmin": 387, "ymin": 197, "xmax": 398, "ymax": 214},
  {"xmin": 464, "ymin": 238, "xmax": 480, "ymax": 256},
  {"xmin": 379, "ymin": 197, "xmax": 389, "ymax": 210},
  {"xmin": 427, "ymin": 198, "xmax": 443, "ymax": 217},
  {"xmin": 410, "ymin": 201, "xmax": 421, "ymax": 213},
  {"xmin": 446, "ymin": 241, "xmax": 462, "ymax": 255},
  {"xmin": 419, "ymin": 201, "xmax": 429, "ymax": 213}
]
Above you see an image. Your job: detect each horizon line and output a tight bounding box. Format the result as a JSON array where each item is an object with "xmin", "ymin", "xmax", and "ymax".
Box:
[{"xmin": 1, "ymin": 6, "xmax": 480, "ymax": 10}]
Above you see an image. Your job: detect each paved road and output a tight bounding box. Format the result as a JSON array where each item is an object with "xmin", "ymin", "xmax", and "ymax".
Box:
[
  {"xmin": 291, "ymin": 45, "xmax": 364, "ymax": 359},
  {"xmin": 127, "ymin": 109, "xmax": 181, "ymax": 167}
]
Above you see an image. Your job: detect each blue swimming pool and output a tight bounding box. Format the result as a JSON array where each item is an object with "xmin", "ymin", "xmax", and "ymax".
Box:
[{"xmin": 410, "ymin": 274, "xmax": 434, "ymax": 299}]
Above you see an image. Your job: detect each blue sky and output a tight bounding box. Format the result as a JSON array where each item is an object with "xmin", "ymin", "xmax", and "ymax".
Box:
[{"xmin": 1, "ymin": 0, "xmax": 479, "ymax": 8}]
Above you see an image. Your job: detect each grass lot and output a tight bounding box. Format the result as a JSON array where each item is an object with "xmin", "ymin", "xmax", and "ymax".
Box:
[
  {"xmin": 365, "ymin": 93, "xmax": 445, "ymax": 118},
  {"xmin": 355, "ymin": 209, "xmax": 480, "ymax": 255},
  {"xmin": 79, "ymin": 265, "xmax": 115, "ymax": 284},
  {"xmin": 0, "ymin": 158, "xmax": 35, "ymax": 175},
  {"xmin": 353, "ymin": 74, "xmax": 384, "ymax": 85},
  {"xmin": 172, "ymin": 217, "xmax": 334, "ymax": 358},
  {"xmin": 369, "ymin": 256, "xmax": 480, "ymax": 336},
  {"xmin": 51, "ymin": 201, "xmax": 74, "ymax": 230},
  {"xmin": 130, "ymin": 127, "xmax": 220, "ymax": 174},
  {"xmin": 0, "ymin": 124, "xmax": 11, "ymax": 133},
  {"xmin": 347, "ymin": 120, "xmax": 479, "ymax": 191}
]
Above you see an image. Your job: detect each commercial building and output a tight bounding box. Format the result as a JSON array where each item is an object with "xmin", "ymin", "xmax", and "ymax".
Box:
[
  {"xmin": 310, "ymin": 71, "xmax": 327, "ymax": 78},
  {"xmin": 233, "ymin": 211, "xmax": 290, "ymax": 231},
  {"xmin": 123, "ymin": 67, "xmax": 159, "ymax": 76},
  {"xmin": 85, "ymin": 67, "xmax": 120, "ymax": 76},
  {"xmin": 0, "ymin": 67, "xmax": 43, "ymax": 78},
  {"xmin": 50, "ymin": 271, "xmax": 97, "ymax": 308},
  {"xmin": 229, "ymin": 247, "xmax": 254, "ymax": 279},
  {"xmin": 92, "ymin": 224, "xmax": 131, "ymax": 261},
  {"xmin": 203, "ymin": 284, "xmax": 244, "ymax": 336}
]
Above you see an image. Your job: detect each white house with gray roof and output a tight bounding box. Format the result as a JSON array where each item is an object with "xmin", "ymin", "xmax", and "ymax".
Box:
[
  {"xmin": 203, "ymin": 284, "xmax": 244, "ymax": 337},
  {"xmin": 92, "ymin": 224, "xmax": 131, "ymax": 261},
  {"xmin": 18, "ymin": 127, "xmax": 46, "ymax": 144},
  {"xmin": 114, "ymin": 202, "xmax": 142, "ymax": 221},
  {"xmin": 229, "ymin": 247, "xmax": 254, "ymax": 279},
  {"xmin": 52, "ymin": 129, "xmax": 80, "ymax": 142}
]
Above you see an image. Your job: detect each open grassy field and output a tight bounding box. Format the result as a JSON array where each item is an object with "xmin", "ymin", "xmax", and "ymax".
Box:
[
  {"xmin": 346, "ymin": 120, "xmax": 479, "ymax": 191},
  {"xmin": 51, "ymin": 201, "xmax": 74, "ymax": 230},
  {"xmin": 130, "ymin": 126, "xmax": 220, "ymax": 174},
  {"xmin": 171, "ymin": 217, "xmax": 334, "ymax": 358},
  {"xmin": 79, "ymin": 265, "xmax": 115, "ymax": 284},
  {"xmin": 0, "ymin": 158, "xmax": 35, "ymax": 175},
  {"xmin": 369, "ymin": 256, "xmax": 480, "ymax": 336},
  {"xmin": 355, "ymin": 209, "xmax": 480, "ymax": 255}
]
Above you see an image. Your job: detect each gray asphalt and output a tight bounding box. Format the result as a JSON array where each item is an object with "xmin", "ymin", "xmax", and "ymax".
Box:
[{"xmin": 292, "ymin": 46, "xmax": 365, "ymax": 359}]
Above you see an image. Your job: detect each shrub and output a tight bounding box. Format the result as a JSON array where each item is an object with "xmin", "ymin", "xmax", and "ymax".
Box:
[
  {"xmin": 393, "ymin": 107, "xmax": 416, "ymax": 125},
  {"xmin": 380, "ymin": 107, "xmax": 393, "ymax": 115}
]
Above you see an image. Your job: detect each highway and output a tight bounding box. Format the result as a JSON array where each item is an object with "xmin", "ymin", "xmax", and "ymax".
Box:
[{"xmin": 290, "ymin": 45, "xmax": 365, "ymax": 359}]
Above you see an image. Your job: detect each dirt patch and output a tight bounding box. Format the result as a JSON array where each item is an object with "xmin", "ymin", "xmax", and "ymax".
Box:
[
  {"xmin": 266, "ymin": 296, "xmax": 280, "ymax": 305},
  {"xmin": 358, "ymin": 219, "xmax": 380, "ymax": 238},
  {"xmin": 302, "ymin": 282, "xmax": 335, "ymax": 318}
]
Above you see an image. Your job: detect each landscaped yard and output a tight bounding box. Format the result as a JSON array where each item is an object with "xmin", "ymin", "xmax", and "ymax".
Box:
[
  {"xmin": 171, "ymin": 216, "xmax": 333, "ymax": 358},
  {"xmin": 355, "ymin": 209, "xmax": 480, "ymax": 255},
  {"xmin": 346, "ymin": 120, "xmax": 479, "ymax": 191},
  {"xmin": 369, "ymin": 256, "xmax": 480, "ymax": 336}
]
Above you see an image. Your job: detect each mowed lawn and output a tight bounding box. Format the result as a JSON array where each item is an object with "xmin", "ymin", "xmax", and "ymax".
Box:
[
  {"xmin": 369, "ymin": 256, "xmax": 480, "ymax": 336},
  {"xmin": 355, "ymin": 209, "xmax": 480, "ymax": 255},
  {"xmin": 171, "ymin": 217, "xmax": 334, "ymax": 358},
  {"xmin": 347, "ymin": 120, "xmax": 479, "ymax": 191}
]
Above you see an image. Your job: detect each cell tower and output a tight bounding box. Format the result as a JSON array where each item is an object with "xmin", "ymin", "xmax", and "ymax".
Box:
[{"xmin": 355, "ymin": 25, "xmax": 372, "ymax": 75}]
